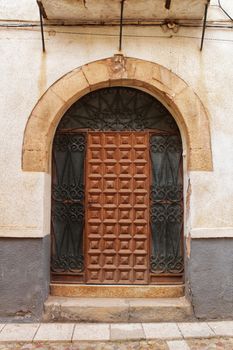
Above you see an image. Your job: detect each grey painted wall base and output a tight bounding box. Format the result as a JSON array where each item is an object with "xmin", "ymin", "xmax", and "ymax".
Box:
[
  {"xmin": 0, "ymin": 236, "xmax": 50, "ymax": 322},
  {"xmin": 189, "ymin": 238, "xmax": 233, "ymax": 319},
  {"xmin": 1, "ymin": 236, "xmax": 233, "ymax": 321}
]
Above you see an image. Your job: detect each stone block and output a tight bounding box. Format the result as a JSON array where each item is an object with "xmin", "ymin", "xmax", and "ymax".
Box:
[
  {"xmin": 159, "ymin": 65, "xmax": 187, "ymax": 96},
  {"xmin": 29, "ymin": 88, "xmax": 66, "ymax": 129},
  {"xmin": 110, "ymin": 323, "xmax": 145, "ymax": 340},
  {"xmin": 125, "ymin": 58, "xmax": 155, "ymax": 85},
  {"xmin": 178, "ymin": 322, "xmax": 215, "ymax": 338},
  {"xmin": 23, "ymin": 148, "xmax": 48, "ymax": 172},
  {"xmin": 43, "ymin": 297, "xmax": 129, "ymax": 323},
  {"xmin": 129, "ymin": 297, "xmax": 193, "ymax": 322},
  {"xmin": 51, "ymin": 68, "xmax": 90, "ymax": 105},
  {"xmin": 34, "ymin": 323, "xmax": 74, "ymax": 342},
  {"xmin": 0, "ymin": 323, "xmax": 39, "ymax": 342},
  {"xmin": 82, "ymin": 61, "xmax": 110, "ymax": 90},
  {"xmin": 73, "ymin": 324, "xmax": 110, "ymax": 341},
  {"xmin": 208, "ymin": 321, "xmax": 233, "ymax": 336},
  {"xmin": 189, "ymin": 147, "xmax": 213, "ymax": 171},
  {"xmin": 142, "ymin": 323, "xmax": 182, "ymax": 339}
]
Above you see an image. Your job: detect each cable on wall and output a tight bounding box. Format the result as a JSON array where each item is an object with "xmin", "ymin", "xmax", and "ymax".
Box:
[{"xmin": 218, "ymin": 0, "xmax": 233, "ymax": 21}]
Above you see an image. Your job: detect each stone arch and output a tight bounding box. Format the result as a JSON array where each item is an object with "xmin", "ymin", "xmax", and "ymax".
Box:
[{"xmin": 22, "ymin": 55, "xmax": 212, "ymax": 172}]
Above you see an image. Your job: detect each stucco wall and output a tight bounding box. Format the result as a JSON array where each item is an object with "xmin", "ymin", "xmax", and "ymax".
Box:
[
  {"xmin": 0, "ymin": 23, "xmax": 232, "ymax": 239},
  {"xmin": 0, "ymin": 0, "xmax": 233, "ymax": 320}
]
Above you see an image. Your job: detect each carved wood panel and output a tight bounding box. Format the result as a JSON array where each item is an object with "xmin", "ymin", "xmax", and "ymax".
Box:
[{"xmin": 85, "ymin": 132, "xmax": 149, "ymax": 284}]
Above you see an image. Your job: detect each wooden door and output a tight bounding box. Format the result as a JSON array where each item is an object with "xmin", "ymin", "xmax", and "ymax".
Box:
[{"xmin": 85, "ymin": 132, "xmax": 150, "ymax": 284}]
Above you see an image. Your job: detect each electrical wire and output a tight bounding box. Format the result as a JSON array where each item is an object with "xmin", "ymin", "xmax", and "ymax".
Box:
[
  {"xmin": 0, "ymin": 22, "xmax": 232, "ymax": 29},
  {"xmin": 0, "ymin": 26, "xmax": 233, "ymax": 43},
  {"xmin": 218, "ymin": 0, "xmax": 233, "ymax": 22}
]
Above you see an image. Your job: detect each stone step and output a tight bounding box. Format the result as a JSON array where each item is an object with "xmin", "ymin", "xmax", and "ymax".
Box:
[{"xmin": 43, "ymin": 296, "xmax": 194, "ymax": 323}]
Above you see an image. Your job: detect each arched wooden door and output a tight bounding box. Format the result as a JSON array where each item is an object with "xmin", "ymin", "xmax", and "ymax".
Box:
[{"xmin": 51, "ymin": 87, "xmax": 184, "ymax": 285}]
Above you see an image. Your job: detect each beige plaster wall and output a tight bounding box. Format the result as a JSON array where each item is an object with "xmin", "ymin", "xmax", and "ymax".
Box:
[{"xmin": 0, "ymin": 16, "xmax": 233, "ymax": 238}]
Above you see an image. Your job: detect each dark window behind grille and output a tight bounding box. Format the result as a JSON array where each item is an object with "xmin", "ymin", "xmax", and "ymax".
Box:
[
  {"xmin": 51, "ymin": 87, "xmax": 184, "ymax": 283},
  {"xmin": 51, "ymin": 134, "xmax": 86, "ymax": 274},
  {"xmin": 150, "ymin": 135, "xmax": 183, "ymax": 275}
]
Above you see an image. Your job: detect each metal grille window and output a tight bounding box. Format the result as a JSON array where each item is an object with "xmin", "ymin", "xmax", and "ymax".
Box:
[
  {"xmin": 51, "ymin": 133, "xmax": 86, "ymax": 274},
  {"xmin": 150, "ymin": 134, "xmax": 183, "ymax": 275}
]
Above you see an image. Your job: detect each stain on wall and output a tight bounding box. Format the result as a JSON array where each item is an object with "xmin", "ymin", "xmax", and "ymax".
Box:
[{"xmin": 38, "ymin": 53, "xmax": 47, "ymax": 98}]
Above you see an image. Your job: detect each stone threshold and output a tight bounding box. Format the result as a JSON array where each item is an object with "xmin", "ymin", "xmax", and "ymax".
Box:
[{"xmin": 50, "ymin": 283, "xmax": 184, "ymax": 298}]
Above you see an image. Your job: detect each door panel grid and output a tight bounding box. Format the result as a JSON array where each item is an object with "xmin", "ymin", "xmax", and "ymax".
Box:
[{"xmin": 85, "ymin": 132, "xmax": 150, "ymax": 284}]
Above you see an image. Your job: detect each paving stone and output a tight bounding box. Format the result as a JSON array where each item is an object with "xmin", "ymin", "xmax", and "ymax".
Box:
[
  {"xmin": 34, "ymin": 323, "xmax": 74, "ymax": 342},
  {"xmin": 110, "ymin": 323, "xmax": 145, "ymax": 340},
  {"xmin": 0, "ymin": 324, "xmax": 39, "ymax": 342},
  {"xmin": 143, "ymin": 323, "xmax": 182, "ymax": 339},
  {"xmin": 178, "ymin": 322, "xmax": 214, "ymax": 338},
  {"xmin": 208, "ymin": 321, "xmax": 233, "ymax": 337},
  {"xmin": 72, "ymin": 323, "xmax": 110, "ymax": 341},
  {"xmin": 0, "ymin": 325, "xmax": 5, "ymax": 332},
  {"xmin": 167, "ymin": 340, "xmax": 190, "ymax": 350}
]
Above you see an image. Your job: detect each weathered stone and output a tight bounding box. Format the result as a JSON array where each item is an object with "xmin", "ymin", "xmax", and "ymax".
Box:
[
  {"xmin": 43, "ymin": 296, "xmax": 193, "ymax": 323},
  {"xmin": 82, "ymin": 61, "xmax": 110, "ymax": 90},
  {"xmin": 51, "ymin": 68, "xmax": 90, "ymax": 105},
  {"xmin": 110, "ymin": 324, "xmax": 145, "ymax": 340},
  {"xmin": 22, "ymin": 57, "xmax": 213, "ymax": 173},
  {"xmin": 34, "ymin": 323, "xmax": 74, "ymax": 342},
  {"xmin": 0, "ymin": 323, "xmax": 39, "ymax": 342},
  {"xmin": 142, "ymin": 323, "xmax": 182, "ymax": 339},
  {"xmin": 73, "ymin": 324, "xmax": 110, "ymax": 341},
  {"xmin": 22, "ymin": 88, "xmax": 66, "ymax": 172},
  {"xmin": 208, "ymin": 321, "xmax": 233, "ymax": 337},
  {"xmin": 129, "ymin": 298, "xmax": 193, "ymax": 322},
  {"xmin": 43, "ymin": 297, "xmax": 129, "ymax": 323},
  {"xmin": 177, "ymin": 322, "xmax": 215, "ymax": 338}
]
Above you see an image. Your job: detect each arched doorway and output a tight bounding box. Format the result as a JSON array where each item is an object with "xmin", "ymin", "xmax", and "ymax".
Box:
[{"xmin": 51, "ymin": 87, "xmax": 184, "ymax": 285}]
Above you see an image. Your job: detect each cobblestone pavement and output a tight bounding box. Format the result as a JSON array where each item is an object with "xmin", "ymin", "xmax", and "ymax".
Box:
[
  {"xmin": 0, "ymin": 340, "xmax": 168, "ymax": 350},
  {"xmin": 1, "ymin": 338, "xmax": 233, "ymax": 350},
  {"xmin": 187, "ymin": 337, "xmax": 233, "ymax": 350}
]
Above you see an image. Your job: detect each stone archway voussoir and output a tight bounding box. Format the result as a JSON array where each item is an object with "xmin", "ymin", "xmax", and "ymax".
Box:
[{"xmin": 22, "ymin": 56, "xmax": 213, "ymax": 173}]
